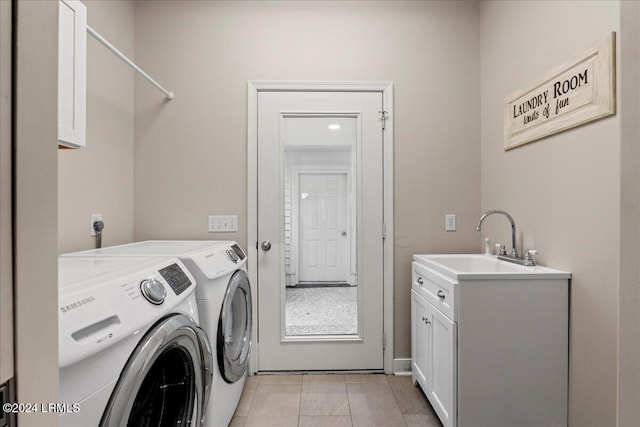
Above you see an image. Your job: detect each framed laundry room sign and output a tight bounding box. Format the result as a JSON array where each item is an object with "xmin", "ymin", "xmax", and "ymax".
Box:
[{"xmin": 504, "ymin": 32, "xmax": 616, "ymax": 150}]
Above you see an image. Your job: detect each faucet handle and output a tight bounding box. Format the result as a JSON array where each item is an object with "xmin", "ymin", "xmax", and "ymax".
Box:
[{"xmin": 523, "ymin": 249, "xmax": 538, "ymax": 266}]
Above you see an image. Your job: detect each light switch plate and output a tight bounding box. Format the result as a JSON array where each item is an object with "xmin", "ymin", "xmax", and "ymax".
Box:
[
  {"xmin": 208, "ymin": 215, "xmax": 238, "ymax": 232},
  {"xmin": 445, "ymin": 214, "xmax": 456, "ymax": 231}
]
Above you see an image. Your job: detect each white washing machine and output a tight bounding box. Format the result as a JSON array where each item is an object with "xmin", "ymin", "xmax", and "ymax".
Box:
[
  {"xmin": 58, "ymin": 256, "xmax": 213, "ymax": 427},
  {"xmin": 62, "ymin": 241, "xmax": 252, "ymax": 427}
]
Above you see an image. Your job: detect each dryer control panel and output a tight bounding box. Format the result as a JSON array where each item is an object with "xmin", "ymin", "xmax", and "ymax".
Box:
[
  {"xmin": 225, "ymin": 244, "xmax": 247, "ymax": 263},
  {"xmin": 230, "ymin": 243, "xmax": 246, "ymax": 260}
]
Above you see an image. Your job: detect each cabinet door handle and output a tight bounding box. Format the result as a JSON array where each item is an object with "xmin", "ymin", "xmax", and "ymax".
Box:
[
  {"xmin": 437, "ymin": 290, "xmax": 445, "ymax": 299},
  {"xmin": 417, "ymin": 277, "xmax": 424, "ymax": 285}
]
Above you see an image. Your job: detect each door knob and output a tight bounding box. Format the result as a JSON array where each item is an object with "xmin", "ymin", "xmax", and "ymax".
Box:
[
  {"xmin": 261, "ymin": 241, "xmax": 272, "ymax": 251},
  {"xmin": 341, "ymin": 231, "xmax": 347, "ymax": 236}
]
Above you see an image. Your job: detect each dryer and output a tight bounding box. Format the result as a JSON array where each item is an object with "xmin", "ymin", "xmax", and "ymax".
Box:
[
  {"xmin": 58, "ymin": 256, "xmax": 213, "ymax": 427},
  {"xmin": 62, "ymin": 241, "xmax": 252, "ymax": 427}
]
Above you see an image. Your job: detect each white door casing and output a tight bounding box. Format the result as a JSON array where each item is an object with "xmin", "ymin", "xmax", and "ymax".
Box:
[{"xmin": 247, "ymin": 81, "xmax": 394, "ymax": 374}]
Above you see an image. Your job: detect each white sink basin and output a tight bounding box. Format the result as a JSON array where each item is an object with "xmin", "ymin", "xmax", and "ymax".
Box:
[{"xmin": 413, "ymin": 254, "xmax": 571, "ymax": 280}]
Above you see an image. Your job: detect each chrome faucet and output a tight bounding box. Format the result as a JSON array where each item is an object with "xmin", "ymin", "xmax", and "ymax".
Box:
[{"xmin": 476, "ymin": 210, "xmax": 519, "ymax": 258}]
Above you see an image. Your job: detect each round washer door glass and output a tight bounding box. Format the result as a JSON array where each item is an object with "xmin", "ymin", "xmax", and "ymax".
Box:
[
  {"xmin": 218, "ymin": 270, "xmax": 252, "ymax": 383},
  {"xmin": 100, "ymin": 315, "xmax": 213, "ymax": 427}
]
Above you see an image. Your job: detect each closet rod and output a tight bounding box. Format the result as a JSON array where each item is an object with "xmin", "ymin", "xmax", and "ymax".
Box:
[{"xmin": 87, "ymin": 25, "xmax": 174, "ymax": 100}]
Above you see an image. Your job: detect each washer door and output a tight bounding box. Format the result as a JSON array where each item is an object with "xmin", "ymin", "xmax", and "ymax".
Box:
[
  {"xmin": 218, "ymin": 270, "xmax": 252, "ymax": 383},
  {"xmin": 100, "ymin": 314, "xmax": 213, "ymax": 427}
]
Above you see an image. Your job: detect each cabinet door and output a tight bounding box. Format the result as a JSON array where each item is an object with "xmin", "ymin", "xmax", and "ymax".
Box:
[
  {"xmin": 428, "ymin": 306, "xmax": 457, "ymax": 427},
  {"xmin": 58, "ymin": 0, "xmax": 86, "ymax": 148},
  {"xmin": 411, "ymin": 290, "xmax": 430, "ymax": 390}
]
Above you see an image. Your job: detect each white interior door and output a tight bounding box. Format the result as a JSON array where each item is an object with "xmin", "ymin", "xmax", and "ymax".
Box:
[
  {"xmin": 257, "ymin": 91, "xmax": 384, "ymax": 371},
  {"xmin": 298, "ymin": 172, "xmax": 349, "ymax": 283}
]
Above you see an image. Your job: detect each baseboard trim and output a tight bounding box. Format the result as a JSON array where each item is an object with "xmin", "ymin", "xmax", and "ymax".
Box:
[{"xmin": 393, "ymin": 358, "xmax": 412, "ymax": 375}]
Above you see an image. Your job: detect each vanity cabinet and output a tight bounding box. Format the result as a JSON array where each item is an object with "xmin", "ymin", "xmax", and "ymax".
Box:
[
  {"xmin": 58, "ymin": 0, "xmax": 86, "ymax": 148},
  {"xmin": 411, "ymin": 290, "xmax": 429, "ymax": 387},
  {"xmin": 411, "ymin": 255, "xmax": 570, "ymax": 427},
  {"xmin": 411, "ymin": 289, "xmax": 456, "ymax": 427}
]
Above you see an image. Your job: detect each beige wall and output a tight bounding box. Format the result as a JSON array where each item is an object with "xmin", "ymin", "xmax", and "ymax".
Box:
[
  {"xmin": 58, "ymin": 0, "xmax": 135, "ymax": 254},
  {"xmin": 133, "ymin": 0, "xmax": 481, "ymax": 359},
  {"xmin": 15, "ymin": 0, "xmax": 59, "ymax": 424},
  {"xmin": 0, "ymin": 0, "xmax": 13, "ymax": 386},
  {"xmin": 618, "ymin": 0, "xmax": 640, "ymax": 424},
  {"xmin": 479, "ymin": 1, "xmax": 621, "ymax": 426}
]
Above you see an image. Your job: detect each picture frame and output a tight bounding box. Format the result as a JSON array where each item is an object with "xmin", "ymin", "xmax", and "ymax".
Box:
[{"xmin": 504, "ymin": 32, "xmax": 616, "ymax": 150}]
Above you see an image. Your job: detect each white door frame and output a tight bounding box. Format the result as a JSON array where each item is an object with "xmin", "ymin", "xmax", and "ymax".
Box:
[{"xmin": 247, "ymin": 81, "xmax": 394, "ymax": 374}]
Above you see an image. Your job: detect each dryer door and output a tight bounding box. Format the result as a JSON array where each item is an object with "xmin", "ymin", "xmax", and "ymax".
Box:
[
  {"xmin": 218, "ymin": 270, "xmax": 252, "ymax": 383},
  {"xmin": 100, "ymin": 314, "xmax": 213, "ymax": 427}
]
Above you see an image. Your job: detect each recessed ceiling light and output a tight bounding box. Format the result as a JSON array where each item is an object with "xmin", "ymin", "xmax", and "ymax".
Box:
[{"xmin": 328, "ymin": 124, "xmax": 341, "ymax": 130}]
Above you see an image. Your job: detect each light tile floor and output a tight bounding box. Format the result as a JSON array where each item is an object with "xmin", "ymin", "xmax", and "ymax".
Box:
[{"xmin": 230, "ymin": 374, "xmax": 443, "ymax": 427}]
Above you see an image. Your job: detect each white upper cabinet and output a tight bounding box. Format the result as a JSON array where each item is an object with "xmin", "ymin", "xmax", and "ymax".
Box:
[{"xmin": 58, "ymin": 0, "xmax": 86, "ymax": 148}]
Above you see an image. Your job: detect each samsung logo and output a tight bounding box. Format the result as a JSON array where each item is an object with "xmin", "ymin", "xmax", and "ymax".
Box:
[{"xmin": 60, "ymin": 296, "xmax": 96, "ymax": 313}]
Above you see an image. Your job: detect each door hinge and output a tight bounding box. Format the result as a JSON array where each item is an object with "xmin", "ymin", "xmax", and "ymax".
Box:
[
  {"xmin": 382, "ymin": 222, "xmax": 387, "ymax": 240},
  {"xmin": 382, "ymin": 332, "xmax": 387, "ymax": 349},
  {"xmin": 379, "ymin": 110, "xmax": 388, "ymax": 131}
]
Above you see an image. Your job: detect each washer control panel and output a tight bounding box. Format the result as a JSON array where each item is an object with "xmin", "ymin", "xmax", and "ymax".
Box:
[
  {"xmin": 58, "ymin": 257, "xmax": 198, "ymax": 368},
  {"xmin": 140, "ymin": 278, "xmax": 166, "ymax": 305},
  {"xmin": 159, "ymin": 263, "xmax": 193, "ymax": 295}
]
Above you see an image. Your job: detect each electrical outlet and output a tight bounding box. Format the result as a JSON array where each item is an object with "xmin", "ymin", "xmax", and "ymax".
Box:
[
  {"xmin": 445, "ymin": 214, "xmax": 456, "ymax": 231},
  {"xmin": 208, "ymin": 215, "xmax": 238, "ymax": 232},
  {"xmin": 90, "ymin": 214, "xmax": 103, "ymax": 236}
]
